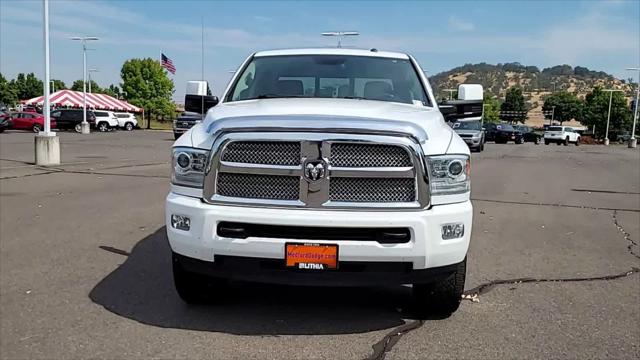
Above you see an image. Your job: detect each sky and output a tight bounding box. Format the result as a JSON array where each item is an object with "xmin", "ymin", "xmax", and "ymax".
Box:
[{"xmin": 1, "ymin": 0, "xmax": 639, "ymax": 101}]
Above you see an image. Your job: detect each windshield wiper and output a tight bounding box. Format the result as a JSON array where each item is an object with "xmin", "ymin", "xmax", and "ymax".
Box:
[{"xmin": 249, "ymin": 94, "xmax": 307, "ymax": 99}]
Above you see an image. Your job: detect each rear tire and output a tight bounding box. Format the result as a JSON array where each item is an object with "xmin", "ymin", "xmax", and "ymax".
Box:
[
  {"xmin": 413, "ymin": 257, "xmax": 466, "ymax": 317},
  {"xmin": 124, "ymin": 122, "xmax": 134, "ymax": 131},
  {"xmin": 74, "ymin": 123, "xmax": 82, "ymax": 133},
  {"xmin": 564, "ymin": 137, "xmax": 569, "ymax": 146},
  {"xmin": 545, "ymin": 140, "xmax": 549, "ymax": 145},
  {"xmin": 575, "ymin": 137, "xmax": 580, "ymax": 146},
  {"xmin": 172, "ymin": 254, "xmax": 229, "ymax": 304},
  {"xmin": 32, "ymin": 124, "xmax": 42, "ymax": 133},
  {"xmin": 97, "ymin": 122, "xmax": 109, "ymax": 132}
]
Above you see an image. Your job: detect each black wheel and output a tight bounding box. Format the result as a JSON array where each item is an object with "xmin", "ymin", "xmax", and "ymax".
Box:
[
  {"xmin": 32, "ymin": 124, "xmax": 42, "ymax": 133},
  {"xmin": 535, "ymin": 137, "xmax": 541, "ymax": 145},
  {"xmin": 556, "ymin": 141, "xmax": 561, "ymax": 146},
  {"xmin": 174, "ymin": 132, "xmax": 181, "ymax": 140},
  {"xmin": 479, "ymin": 140, "xmax": 484, "ymax": 152},
  {"xmin": 172, "ymin": 254, "xmax": 228, "ymax": 304},
  {"xmin": 545, "ymin": 140, "xmax": 550, "ymax": 145},
  {"xmin": 74, "ymin": 123, "xmax": 82, "ymax": 133},
  {"xmin": 125, "ymin": 122, "xmax": 134, "ymax": 131},
  {"xmin": 575, "ymin": 137, "xmax": 580, "ymax": 146},
  {"xmin": 413, "ymin": 257, "xmax": 466, "ymax": 316},
  {"xmin": 97, "ymin": 122, "xmax": 109, "ymax": 132},
  {"xmin": 564, "ymin": 137, "xmax": 569, "ymax": 146},
  {"xmin": 517, "ymin": 137, "xmax": 524, "ymax": 144}
]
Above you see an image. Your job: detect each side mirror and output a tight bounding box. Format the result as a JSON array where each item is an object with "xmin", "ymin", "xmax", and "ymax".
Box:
[
  {"xmin": 184, "ymin": 94, "xmax": 219, "ymax": 114},
  {"xmin": 438, "ymin": 84, "xmax": 484, "ymax": 121},
  {"xmin": 184, "ymin": 80, "xmax": 217, "ymax": 114},
  {"xmin": 482, "ymin": 127, "xmax": 486, "ymax": 131},
  {"xmin": 439, "ymin": 104, "xmax": 456, "ymax": 115}
]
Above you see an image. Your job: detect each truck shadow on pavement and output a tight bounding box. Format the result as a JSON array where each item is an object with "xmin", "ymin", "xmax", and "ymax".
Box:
[{"xmin": 89, "ymin": 227, "xmax": 438, "ymax": 335}]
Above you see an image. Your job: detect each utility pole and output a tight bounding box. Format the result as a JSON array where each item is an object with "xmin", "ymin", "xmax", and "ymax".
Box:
[
  {"xmin": 551, "ymin": 106, "xmax": 556, "ymax": 125},
  {"xmin": 602, "ymin": 89, "xmax": 624, "ymax": 145},
  {"xmin": 626, "ymin": 67, "xmax": 639, "ymax": 148},
  {"xmin": 70, "ymin": 36, "xmax": 99, "ymax": 134},
  {"xmin": 88, "ymin": 68, "xmax": 98, "ymax": 93}
]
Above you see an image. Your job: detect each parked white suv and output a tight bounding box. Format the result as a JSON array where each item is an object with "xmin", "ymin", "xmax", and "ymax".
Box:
[
  {"xmin": 544, "ymin": 126, "xmax": 581, "ymax": 146},
  {"xmin": 114, "ymin": 112, "xmax": 137, "ymax": 131},
  {"xmin": 93, "ymin": 110, "xmax": 119, "ymax": 132},
  {"xmin": 166, "ymin": 48, "xmax": 476, "ymax": 315}
]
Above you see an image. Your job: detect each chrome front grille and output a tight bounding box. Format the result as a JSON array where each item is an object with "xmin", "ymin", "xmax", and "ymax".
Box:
[
  {"xmin": 217, "ymin": 173, "xmax": 300, "ymax": 200},
  {"xmin": 206, "ymin": 134, "xmax": 428, "ymax": 209},
  {"xmin": 221, "ymin": 141, "xmax": 300, "ymax": 165},
  {"xmin": 329, "ymin": 178, "xmax": 415, "ymax": 202},
  {"xmin": 330, "ymin": 143, "xmax": 412, "ymax": 167}
]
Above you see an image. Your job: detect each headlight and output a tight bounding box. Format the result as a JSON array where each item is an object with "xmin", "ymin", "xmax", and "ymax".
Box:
[
  {"xmin": 427, "ymin": 154, "xmax": 470, "ymax": 196},
  {"xmin": 171, "ymin": 147, "xmax": 209, "ymax": 188}
]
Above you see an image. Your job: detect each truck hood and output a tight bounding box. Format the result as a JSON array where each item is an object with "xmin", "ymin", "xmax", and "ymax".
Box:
[{"xmin": 185, "ymin": 98, "xmax": 457, "ymax": 155}]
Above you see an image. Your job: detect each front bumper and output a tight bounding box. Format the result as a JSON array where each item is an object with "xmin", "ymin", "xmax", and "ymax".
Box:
[
  {"xmin": 166, "ymin": 192, "xmax": 472, "ymax": 283},
  {"xmin": 463, "ymin": 138, "xmax": 482, "ymax": 147}
]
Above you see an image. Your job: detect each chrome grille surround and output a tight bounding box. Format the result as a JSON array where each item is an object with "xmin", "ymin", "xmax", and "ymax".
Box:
[{"xmin": 203, "ymin": 132, "xmax": 430, "ymax": 210}]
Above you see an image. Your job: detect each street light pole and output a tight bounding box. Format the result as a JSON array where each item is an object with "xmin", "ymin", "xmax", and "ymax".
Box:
[
  {"xmin": 321, "ymin": 31, "xmax": 359, "ymax": 48},
  {"xmin": 50, "ymin": 80, "xmax": 55, "ymax": 94},
  {"xmin": 88, "ymin": 68, "xmax": 98, "ymax": 93},
  {"xmin": 551, "ymin": 106, "xmax": 556, "ymax": 125},
  {"xmin": 70, "ymin": 36, "xmax": 98, "ymax": 134},
  {"xmin": 35, "ymin": 0, "xmax": 60, "ymax": 165},
  {"xmin": 626, "ymin": 67, "xmax": 639, "ymax": 148},
  {"xmin": 602, "ymin": 89, "xmax": 624, "ymax": 146}
]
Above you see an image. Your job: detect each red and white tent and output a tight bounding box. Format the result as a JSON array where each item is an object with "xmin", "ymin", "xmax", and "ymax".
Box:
[{"xmin": 23, "ymin": 90, "xmax": 142, "ymax": 113}]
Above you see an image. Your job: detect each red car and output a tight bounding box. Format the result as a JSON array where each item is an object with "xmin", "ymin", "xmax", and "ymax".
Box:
[{"xmin": 11, "ymin": 112, "xmax": 56, "ymax": 133}]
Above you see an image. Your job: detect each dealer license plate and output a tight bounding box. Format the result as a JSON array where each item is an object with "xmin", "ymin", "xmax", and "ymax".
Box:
[{"xmin": 285, "ymin": 243, "xmax": 338, "ymax": 270}]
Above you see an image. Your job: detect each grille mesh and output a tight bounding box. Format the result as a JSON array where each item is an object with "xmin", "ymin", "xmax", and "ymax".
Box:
[
  {"xmin": 330, "ymin": 143, "xmax": 411, "ymax": 167},
  {"xmin": 329, "ymin": 178, "xmax": 415, "ymax": 202},
  {"xmin": 217, "ymin": 173, "xmax": 299, "ymax": 200},
  {"xmin": 221, "ymin": 141, "xmax": 300, "ymax": 165}
]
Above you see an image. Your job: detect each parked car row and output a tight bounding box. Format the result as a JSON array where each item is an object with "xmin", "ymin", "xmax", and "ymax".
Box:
[
  {"xmin": 0, "ymin": 109, "xmax": 137, "ymax": 133},
  {"xmin": 452, "ymin": 121, "xmax": 584, "ymax": 151}
]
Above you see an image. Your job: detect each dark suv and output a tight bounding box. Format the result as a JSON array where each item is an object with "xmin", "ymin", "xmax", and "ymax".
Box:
[
  {"xmin": 485, "ymin": 123, "xmax": 524, "ymax": 144},
  {"xmin": 50, "ymin": 109, "xmax": 96, "ymax": 132},
  {"xmin": 173, "ymin": 111, "xmax": 203, "ymax": 140}
]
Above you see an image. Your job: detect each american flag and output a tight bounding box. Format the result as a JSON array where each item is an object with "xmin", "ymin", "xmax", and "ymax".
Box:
[{"xmin": 161, "ymin": 53, "xmax": 176, "ymax": 74}]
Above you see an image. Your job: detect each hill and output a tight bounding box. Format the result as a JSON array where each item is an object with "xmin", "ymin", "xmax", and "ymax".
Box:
[{"xmin": 429, "ymin": 63, "xmax": 633, "ymax": 126}]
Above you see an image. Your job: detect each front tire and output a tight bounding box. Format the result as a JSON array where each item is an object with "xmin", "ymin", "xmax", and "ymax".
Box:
[
  {"xmin": 545, "ymin": 140, "xmax": 550, "ymax": 145},
  {"xmin": 74, "ymin": 123, "xmax": 82, "ymax": 133},
  {"xmin": 32, "ymin": 124, "xmax": 42, "ymax": 133},
  {"xmin": 172, "ymin": 254, "xmax": 229, "ymax": 304},
  {"xmin": 413, "ymin": 257, "xmax": 466, "ymax": 316},
  {"xmin": 124, "ymin": 122, "xmax": 134, "ymax": 131},
  {"xmin": 564, "ymin": 137, "xmax": 569, "ymax": 146},
  {"xmin": 575, "ymin": 137, "xmax": 580, "ymax": 146},
  {"xmin": 97, "ymin": 122, "xmax": 109, "ymax": 132}
]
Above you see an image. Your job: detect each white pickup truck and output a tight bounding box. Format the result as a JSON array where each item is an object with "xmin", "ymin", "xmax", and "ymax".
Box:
[{"xmin": 166, "ymin": 48, "xmax": 477, "ymax": 315}]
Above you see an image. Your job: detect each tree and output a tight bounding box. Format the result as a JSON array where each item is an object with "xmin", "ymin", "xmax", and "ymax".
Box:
[
  {"xmin": 103, "ymin": 84, "xmax": 121, "ymax": 98},
  {"xmin": 50, "ymin": 79, "xmax": 66, "ymax": 92},
  {"xmin": 0, "ymin": 73, "xmax": 18, "ymax": 107},
  {"xmin": 482, "ymin": 94, "xmax": 500, "ymax": 123},
  {"xmin": 71, "ymin": 80, "xmax": 102, "ymax": 93},
  {"xmin": 542, "ymin": 91, "xmax": 583, "ymax": 124},
  {"xmin": 120, "ymin": 58, "xmax": 175, "ymax": 119},
  {"xmin": 581, "ymin": 87, "xmax": 632, "ymax": 137},
  {"xmin": 11, "ymin": 73, "xmax": 43, "ymax": 100},
  {"xmin": 500, "ymin": 87, "xmax": 528, "ymax": 123}
]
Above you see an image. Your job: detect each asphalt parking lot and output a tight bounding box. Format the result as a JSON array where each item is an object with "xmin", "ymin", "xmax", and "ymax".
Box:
[{"xmin": 1, "ymin": 130, "xmax": 639, "ymax": 359}]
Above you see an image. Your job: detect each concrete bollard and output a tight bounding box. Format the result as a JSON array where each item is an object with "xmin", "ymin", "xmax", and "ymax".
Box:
[
  {"xmin": 629, "ymin": 138, "xmax": 637, "ymax": 148},
  {"xmin": 603, "ymin": 138, "xmax": 610, "ymax": 146},
  {"xmin": 34, "ymin": 133, "xmax": 60, "ymax": 166},
  {"xmin": 80, "ymin": 122, "xmax": 90, "ymax": 134}
]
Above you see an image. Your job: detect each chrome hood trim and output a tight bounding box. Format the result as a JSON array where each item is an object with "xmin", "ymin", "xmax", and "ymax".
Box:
[{"xmin": 205, "ymin": 115, "xmax": 428, "ymax": 144}]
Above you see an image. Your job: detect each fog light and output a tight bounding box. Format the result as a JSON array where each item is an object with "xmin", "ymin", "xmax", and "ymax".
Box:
[
  {"xmin": 171, "ymin": 214, "xmax": 191, "ymax": 231},
  {"xmin": 441, "ymin": 223, "xmax": 464, "ymax": 240}
]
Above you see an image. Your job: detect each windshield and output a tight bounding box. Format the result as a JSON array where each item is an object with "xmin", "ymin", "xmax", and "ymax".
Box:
[
  {"xmin": 227, "ymin": 55, "xmax": 430, "ymax": 106},
  {"xmin": 547, "ymin": 126, "xmax": 563, "ymax": 132},
  {"xmin": 498, "ymin": 124, "xmax": 515, "ymax": 131},
  {"xmin": 454, "ymin": 121, "xmax": 482, "ymax": 130}
]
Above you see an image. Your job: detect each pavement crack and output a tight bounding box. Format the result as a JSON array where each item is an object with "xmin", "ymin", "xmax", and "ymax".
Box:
[
  {"xmin": 612, "ymin": 210, "xmax": 640, "ymax": 260},
  {"xmin": 571, "ymin": 188, "xmax": 640, "ymax": 195},
  {"xmin": 472, "ymin": 198, "xmax": 640, "ymax": 213},
  {"xmin": 462, "ymin": 267, "xmax": 640, "ymax": 299},
  {"xmin": 99, "ymin": 246, "xmax": 130, "ymax": 257},
  {"xmin": 365, "ymin": 320, "xmax": 425, "ymax": 360}
]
